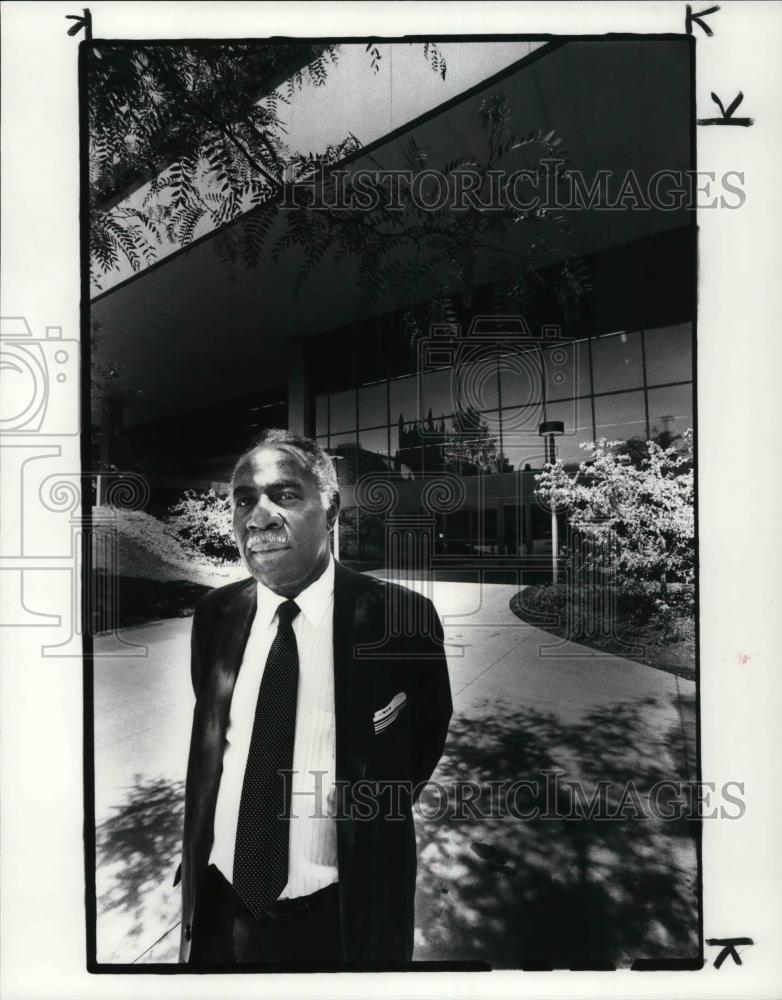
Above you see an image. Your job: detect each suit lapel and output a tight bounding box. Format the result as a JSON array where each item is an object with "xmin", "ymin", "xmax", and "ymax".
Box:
[
  {"xmin": 211, "ymin": 579, "xmax": 257, "ymax": 712},
  {"xmin": 333, "ymin": 561, "xmax": 375, "ymax": 891},
  {"xmin": 333, "ymin": 561, "xmax": 361, "ymax": 787},
  {"xmin": 194, "ymin": 579, "xmax": 257, "ymax": 853}
]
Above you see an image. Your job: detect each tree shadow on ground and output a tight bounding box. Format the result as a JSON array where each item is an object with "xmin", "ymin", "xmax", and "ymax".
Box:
[
  {"xmin": 95, "ymin": 774, "xmax": 185, "ymax": 956},
  {"xmin": 414, "ymin": 696, "xmax": 699, "ymax": 967},
  {"xmin": 94, "ymin": 699, "xmax": 698, "ymax": 967}
]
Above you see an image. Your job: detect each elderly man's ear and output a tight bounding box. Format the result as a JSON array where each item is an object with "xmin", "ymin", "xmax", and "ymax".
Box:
[{"xmin": 326, "ymin": 494, "xmax": 341, "ymax": 532}]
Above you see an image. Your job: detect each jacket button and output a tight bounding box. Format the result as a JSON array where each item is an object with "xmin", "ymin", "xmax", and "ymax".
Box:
[{"xmin": 185, "ymin": 924, "xmax": 191, "ymax": 941}]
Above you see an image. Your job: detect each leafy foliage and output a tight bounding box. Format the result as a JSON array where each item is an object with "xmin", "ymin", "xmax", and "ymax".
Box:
[
  {"xmin": 534, "ymin": 431, "xmax": 694, "ymax": 600},
  {"xmin": 90, "ymin": 317, "xmax": 142, "ymax": 402},
  {"xmin": 278, "ymin": 92, "xmax": 590, "ymax": 337},
  {"xmin": 621, "ymin": 415, "xmax": 688, "ymax": 467},
  {"xmin": 514, "ymin": 582, "xmax": 695, "ymax": 674},
  {"xmin": 88, "ymin": 41, "xmax": 448, "ymax": 287},
  {"xmin": 336, "ymin": 505, "xmax": 359, "ymax": 560},
  {"xmin": 89, "ymin": 44, "xmax": 591, "ymax": 332},
  {"xmin": 167, "ymin": 488, "xmax": 237, "ymax": 562},
  {"xmin": 442, "ymin": 406, "xmax": 506, "ymax": 475}
]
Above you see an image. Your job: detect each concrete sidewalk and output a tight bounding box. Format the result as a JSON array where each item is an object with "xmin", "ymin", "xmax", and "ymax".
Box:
[{"xmin": 93, "ymin": 577, "xmax": 697, "ymax": 966}]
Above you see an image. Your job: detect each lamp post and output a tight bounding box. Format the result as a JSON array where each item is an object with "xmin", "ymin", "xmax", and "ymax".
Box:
[{"xmin": 539, "ymin": 420, "xmax": 564, "ymax": 584}]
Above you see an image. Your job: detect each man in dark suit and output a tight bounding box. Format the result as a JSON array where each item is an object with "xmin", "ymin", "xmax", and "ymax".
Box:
[{"xmin": 178, "ymin": 428, "xmax": 452, "ymax": 966}]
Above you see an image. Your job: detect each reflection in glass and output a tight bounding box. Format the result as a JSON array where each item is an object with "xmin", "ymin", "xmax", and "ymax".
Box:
[
  {"xmin": 644, "ymin": 323, "xmax": 693, "ymax": 386},
  {"xmin": 594, "ymin": 390, "xmax": 647, "ymax": 445},
  {"xmin": 544, "ymin": 340, "xmax": 591, "ymax": 401},
  {"xmin": 499, "ymin": 347, "xmax": 544, "ymax": 426},
  {"xmin": 329, "ymin": 389, "xmax": 356, "ymax": 433},
  {"xmin": 503, "ymin": 442, "xmax": 547, "ymax": 472},
  {"xmin": 421, "ymin": 437, "xmax": 447, "ymax": 474},
  {"xmin": 328, "ymin": 430, "xmax": 358, "ymax": 484},
  {"xmin": 454, "ymin": 355, "xmax": 500, "ymax": 413},
  {"xmin": 316, "ymin": 395, "xmax": 328, "ymax": 436},
  {"xmin": 422, "ymin": 367, "xmax": 456, "ymax": 420},
  {"xmin": 482, "ymin": 507, "xmax": 498, "ymax": 541},
  {"xmin": 358, "ymin": 382, "xmax": 388, "ymax": 429},
  {"xmin": 390, "ymin": 422, "xmax": 421, "ymax": 478},
  {"xmin": 647, "ymin": 384, "xmax": 693, "ymax": 443},
  {"xmin": 357, "ymin": 509, "xmax": 387, "ymax": 562},
  {"xmin": 591, "ymin": 331, "xmax": 644, "ymax": 392},
  {"xmin": 356, "ymin": 427, "xmax": 391, "ymax": 475},
  {"xmin": 527, "ymin": 506, "xmax": 567, "ymax": 558},
  {"xmin": 389, "ymin": 374, "xmax": 420, "ymax": 427},
  {"xmin": 500, "ymin": 400, "xmax": 546, "ymax": 446},
  {"xmin": 336, "ymin": 512, "xmax": 358, "ymax": 559},
  {"xmin": 546, "ymin": 398, "xmax": 595, "ymax": 463},
  {"xmin": 313, "ymin": 327, "xmax": 693, "ymax": 488}
]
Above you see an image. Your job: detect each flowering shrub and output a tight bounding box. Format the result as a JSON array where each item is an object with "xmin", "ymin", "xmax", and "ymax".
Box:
[
  {"xmin": 535, "ymin": 430, "xmax": 694, "ymax": 602},
  {"xmin": 167, "ymin": 489, "xmax": 237, "ymax": 563}
]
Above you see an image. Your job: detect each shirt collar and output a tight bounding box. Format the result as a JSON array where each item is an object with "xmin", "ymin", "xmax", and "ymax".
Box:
[{"xmin": 255, "ymin": 554, "xmax": 334, "ymax": 630}]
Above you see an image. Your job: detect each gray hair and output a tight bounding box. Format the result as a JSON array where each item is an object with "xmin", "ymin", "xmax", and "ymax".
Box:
[{"xmin": 231, "ymin": 428, "xmax": 339, "ymax": 511}]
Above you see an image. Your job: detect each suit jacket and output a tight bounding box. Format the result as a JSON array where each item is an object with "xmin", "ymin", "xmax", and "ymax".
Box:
[{"xmin": 178, "ymin": 561, "xmax": 452, "ymax": 964}]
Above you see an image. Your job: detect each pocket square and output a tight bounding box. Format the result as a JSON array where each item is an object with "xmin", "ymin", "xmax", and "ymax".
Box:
[{"xmin": 373, "ymin": 691, "xmax": 407, "ymax": 734}]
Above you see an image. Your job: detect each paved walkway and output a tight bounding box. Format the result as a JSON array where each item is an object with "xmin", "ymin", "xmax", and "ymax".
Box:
[{"xmin": 93, "ymin": 577, "xmax": 697, "ymax": 966}]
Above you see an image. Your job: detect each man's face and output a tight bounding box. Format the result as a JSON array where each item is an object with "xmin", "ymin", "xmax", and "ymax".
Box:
[{"xmin": 232, "ymin": 446, "xmax": 337, "ymax": 597}]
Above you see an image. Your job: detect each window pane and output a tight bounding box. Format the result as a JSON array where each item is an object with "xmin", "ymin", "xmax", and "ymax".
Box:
[
  {"xmin": 357, "ymin": 509, "xmax": 387, "ymax": 562},
  {"xmin": 546, "ymin": 398, "xmax": 595, "ymax": 463},
  {"xmin": 503, "ymin": 437, "xmax": 547, "ymax": 472},
  {"xmin": 454, "ymin": 356, "xmax": 500, "ymax": 412},
  {"xmin": 422, "ymin": 367, "xmax": 456, "ymax": 420},
  {"xmin": 482, "ymin": 507, "xmax": 498, "ymax": 540},
  {"xmin": 528, "ymin": 506, "xmax": 567, "ymax": 558},
  {"xmin": 544, "ymin": 340, "xmax": 591, "ymax": 401},
  {"xmin": 440, "ymin": 427, "xmax": 505, "ymax": 477},
  {"xmin": 647, "ymin": 384, "xmax": 693, "ymax": 443},
  {"xmin": 591, "ymin": 331, "xmax": 644, "ymax": 393},
  {"xmin": 445, "ymin": 509, "xmax": 471, "ymax": 539},
  {"xmin": 499, "ymin": 348, "xmax": 544, "ymax": 427},
  {"xmin": 329, "ymin": 430, "xmax": 357, "ymax": 484},
  {"xmin": 356, "ymin": 427, "xmax": 391, "ymax": 475},
  {"xmin": 329, "ymin": 389, "xmax": 356, "ymax": 433},
  {"xmin": 337, "ymin": 507, "xmax": 359, "ymax": 560},
  {"xmin": 644, "ymin": 323, "xmax": 693, "ymax": 385},
  {"xmin": 500, "ymin": 398, "xmax": 545, "ymax": 450},
  {"xmin": 389, "ymin": 375, "xmax": 420, "ymax": 427},
  {"xmin": 358, "ymin": 382, "xmax": 387, "ymax": 429},
  {"xmin": 422, "ymin": 437, "xmax": 447, "ymax": 474},
  {"xmin": 390, "ymin": 422, "xmax": 421, "ymax": 478},
  {"xmin": 594, "ymin": 391, "xmax": 647, "ymax": 446},
  {"xmin": 356, "ymin": 323, "xmax": 385, "ymax": 384},
  {"xmin": 316, "ymin": 395, "xmax": 328, "ymax": 436},
  {"xmin": 248, "ymin": 400, "xmax": 286, "ymax": 428}
]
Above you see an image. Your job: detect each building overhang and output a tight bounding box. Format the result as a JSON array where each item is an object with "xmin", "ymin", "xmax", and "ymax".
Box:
[{"xmin": 92, "ymin": 38, "xmax": 692, "ymax": 428}]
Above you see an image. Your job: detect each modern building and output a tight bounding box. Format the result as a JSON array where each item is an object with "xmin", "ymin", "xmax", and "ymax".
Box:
[{"xmin": 91, "ymin": 38, "xmax": 694, "ymax": 571}]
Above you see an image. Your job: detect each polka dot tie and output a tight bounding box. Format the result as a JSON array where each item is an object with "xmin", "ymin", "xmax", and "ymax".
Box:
[{"xmin": 233, "ymin": 599, "xmax": 301, "ymax": 919}]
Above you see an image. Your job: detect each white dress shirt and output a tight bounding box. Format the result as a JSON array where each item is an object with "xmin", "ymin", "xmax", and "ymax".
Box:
[{"xmin": 209, "ymin": 556, "xmax": 338, "ymax": 898}]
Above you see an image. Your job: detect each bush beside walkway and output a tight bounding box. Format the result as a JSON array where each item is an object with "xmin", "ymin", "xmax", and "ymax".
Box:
[
  {"xmin": 511, "ymin": 583, "xmax": 695, "ymax": 680},
  {"xmin": 91, "ymin": 509, "xmax": 245, "ymax": 629}
]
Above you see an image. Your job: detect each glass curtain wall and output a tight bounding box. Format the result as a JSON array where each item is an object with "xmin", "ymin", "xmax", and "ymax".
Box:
[{"xmin": 317, "ymin": 322, "xmax": 693, "ymax": 483}]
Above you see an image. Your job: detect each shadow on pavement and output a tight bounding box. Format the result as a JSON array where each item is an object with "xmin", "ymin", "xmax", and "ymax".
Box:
[
  {"xmin": 94, "ymin": 697, "xmax": 698, "ymax": 967},
  {"xmin": 414, "ymin": 696, "xmax": 699, "ymax": 967},
  {"xmin": 96, "ymin": 774, "xmax": 185, "ymax": 958}
]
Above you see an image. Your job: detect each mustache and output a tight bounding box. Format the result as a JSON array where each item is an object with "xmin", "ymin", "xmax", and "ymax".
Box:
[{"xmin": 244, "ymin": 530, "xmax": 289, "ymax": 552}]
